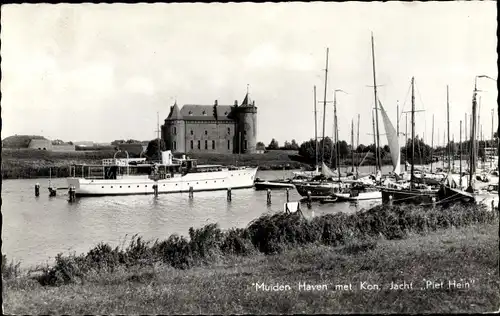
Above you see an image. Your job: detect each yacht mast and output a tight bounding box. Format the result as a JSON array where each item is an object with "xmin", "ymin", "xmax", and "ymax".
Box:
[
  {"xmin": 351, "ymin": 119, "xmax": 355, "ymax": 173},
  {"xmin": 356, "ymin": 113, "xmax": 360, "ymax": 175},
  {"xmin": 321, "ymin": 48, "xmax": 329, "ymax": 163},
  {"xmin": 447, "ymin": 85, "xmax": 451, "ymax": 171},
  {"xmin": 468, "ymin": 79, "xmax": 478, "ymax": 192},
  {"xmin": 314, "ymin": 86, "xmax": 318, "ymax": 171},
  {"xmin": 410, "ymin": 77, "xmax": 415, "ymax": 190},
  {"xmin": 371, "ymin": 33, "xmax": 382, "ymax": 172},
  {"xmin": 372, "ymin": 109, "xmax": 377, "ymax": 174},
  {"xmin": 460, "ymin": 120, "xmax": 463, "ymax": 187},
  {"xmin": 431, "ymin": 114, "xmax": 434, "ymax": 173},
  {"xmin": 157, "ymin": 111, "xmax": 161, "ymax": 162}
]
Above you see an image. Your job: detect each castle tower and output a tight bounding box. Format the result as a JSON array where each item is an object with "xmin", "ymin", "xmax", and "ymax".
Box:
[
  {"xmin": 234, "ymin": 90, "xmax": 258, "ymax": 154},
  {"xmin": 162, "ymin": 101, "xmax": 186, "ymax": 153}
]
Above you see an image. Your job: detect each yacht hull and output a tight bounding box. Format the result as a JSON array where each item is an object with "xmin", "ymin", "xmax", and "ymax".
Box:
[{"xmin": 67, "ymin": 168, "xmax": 258, "ymax": 196}]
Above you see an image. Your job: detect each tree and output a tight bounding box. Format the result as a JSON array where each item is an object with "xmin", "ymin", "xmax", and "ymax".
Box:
[
  {"xmin": 290, "ymin": 139, "xmax": 299, "ymax": 150},
  {"xmin": 256, "ymin": 141, "xmax": 266, "ymax": 150},
  {"xmin": 145, "ymin": 138, "xmax": 166, "ymax": 161},
  {"xmin": 111, "ymin": 140, "xmax": 125, "ymax": 145},
  {"xmin": 267, "ymin": 138, "xmax": 280, "ymax": 150},
  {"xmin": 126, "ymin": 139, "xmax": 140, "ymax": 144}
]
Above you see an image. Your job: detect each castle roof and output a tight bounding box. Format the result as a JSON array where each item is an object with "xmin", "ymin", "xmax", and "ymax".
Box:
[
  {"xmin": 179, "ymin": 104, "xmax": 234, "ymax": 121},
  {"xmin": 167, "ymin": 102, "xmax": 183, "ymax": 120},
  {"xmin": 240, "ymin": 92, "xmax": 253, "ymax": 107}
]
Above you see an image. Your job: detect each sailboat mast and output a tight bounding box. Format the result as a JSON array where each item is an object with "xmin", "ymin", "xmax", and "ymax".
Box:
[
  {"xmin": 469, "ymin": 79, "xmax": 478, "ymax": 190},
  {"xmin": 460, "ymin": 120, "xmax": 463, "ymax": 187},
  {"xmin": 477, "ymin": 96, "xmax": 481, "ymax": 168},
  {"xmin": 447, "ymin": 85, "xmax": 451, "ymax": 171},
  {"xmin": 332, "ymin": 91, "xmax": 338, "ymax": 169},
  {"xmin": 372, "ymin": 109, "xmax": 377, "ymax": 174},
  {"xmin": 371, "ymin": 33, "xmax": 382, "ymax": 172},
  {"xmin": 314, "ymin": 86, "xmax": 318, "ymax": 170},
  {"xmin": 410, "ymin": 77, "xmax": 415, "ymax": 190},
  {"xmin": 321, "ymin": 48, "xmax": 329, "ymax": 163},
  {"xmin": 357, "ymin": 113, "xmax": 360, "ymax": 174},
  {"xmin": 465, "ymin": 113, "xmax": 468, "ymax": 169},
  {"xmin": 491, "ymin": 109, "xmax": 494, "ymax": 168},
  {"xmin": 157, "ymin": 111, "xmax": 161, "ymax": 161},
  {"xmin": 431, "ymin": 114, "xmax": 434, "ymax": 173},
  {"xmin": 351, "ymin": 119, "xmax": 354, "ymax": 173},
  {"xmin": 405, "ymin": 113, "xmax": 408, "ymax": 171}
]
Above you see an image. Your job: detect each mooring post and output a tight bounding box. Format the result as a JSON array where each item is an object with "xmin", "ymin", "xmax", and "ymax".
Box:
[
  {"xmin": 68, "ymin": 186, "xmax": 76, "ymax": 202},
  {"xmin": 189, "ymin": 186, "xmax": 194, "ymax": 199},
  {"xmin": 35, "ymin": 183, "xmax": 40, "ymax": 197},
  {"xmin": 307, "ymin": 191, "xmax": 312, "ymax": 209},
  {"xmin": 153, "ymin": 183, "xmax": 158, "ymax": 197},
  {"xmin": 388, "ymin": 195, "xmax": 393, "ymax": 206},
  {"xmin": 227, "ymin": 188, "xmax": 232, "ymax": 202},
  {"xmin": 491, "ymin": 199, "xmax": 495, "ymax": 213},
  {"xmin": 432, "ymin": 197, "xmax": 436, "ymax": 209},
  {"xmin": 286, "ymin": 188, "xmax": 290, "ymax": 202},
  {"xmin": 48, "ymin": 187, "xmax": 57, "ymax": 197},
  {"xmin": 267, "ymin": 189, "xmax": 271, "ymax": 205}
]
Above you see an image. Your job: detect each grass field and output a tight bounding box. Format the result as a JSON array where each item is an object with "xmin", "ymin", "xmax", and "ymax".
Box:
[{"xmin": 2, "ymin": 204, "xmax": 499, "ymax": 314}]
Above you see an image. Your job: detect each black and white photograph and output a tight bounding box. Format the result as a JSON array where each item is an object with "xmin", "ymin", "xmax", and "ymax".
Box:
[{"xmin": 1, "ymin": 1, "xmax": 499, "ymax": 314}]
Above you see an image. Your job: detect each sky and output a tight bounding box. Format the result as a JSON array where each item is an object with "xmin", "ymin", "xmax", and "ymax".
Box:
[{"xmin": 1, "ymin": 2, "xmax": 497, "ymax": 147}]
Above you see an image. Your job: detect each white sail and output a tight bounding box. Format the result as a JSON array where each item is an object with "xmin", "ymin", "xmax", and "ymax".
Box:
[
  {"xmin": 378, "ymin": 100, "xmax": 401, "ymax": 175},
  {"xmin": 321, "ymin": 161, "xmax": 337, "ymax": 178}
]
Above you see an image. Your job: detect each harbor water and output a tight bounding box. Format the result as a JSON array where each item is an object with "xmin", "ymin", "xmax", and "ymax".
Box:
[
  {"xmin": 2, "ymin": 162, "xmax": 488, "ymax": 268},
  {"xmin": 2, "ymin": 168, "xmax": 386, "ymax": 268}
]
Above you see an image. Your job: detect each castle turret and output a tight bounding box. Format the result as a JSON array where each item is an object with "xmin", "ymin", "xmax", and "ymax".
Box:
[
  {"xmin": 162, "ymin": 101, "xmax": 185, "ymax": 153},
  {"xmin": 234, "ymin": 91, "xmax": 257, "ymax": 154}
]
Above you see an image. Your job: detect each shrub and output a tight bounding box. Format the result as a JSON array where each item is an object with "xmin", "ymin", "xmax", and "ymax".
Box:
[{"xmin": 2, "ymin": 254, "xmax": 21, "ymax": 279}]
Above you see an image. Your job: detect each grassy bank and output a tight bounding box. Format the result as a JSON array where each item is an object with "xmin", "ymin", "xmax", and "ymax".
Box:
[
  {"xmin": 3, "ymin": 204, "xmax": 499, "ymax": 313},
  {"xmin": 1, "ymin": 149, "xmax": 309, "ymax": 179}
]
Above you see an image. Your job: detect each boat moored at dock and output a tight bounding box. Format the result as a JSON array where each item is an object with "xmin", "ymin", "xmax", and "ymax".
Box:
[{"xmin": 67, "ymin": 151, "xmax": 258, "ymax": 196}]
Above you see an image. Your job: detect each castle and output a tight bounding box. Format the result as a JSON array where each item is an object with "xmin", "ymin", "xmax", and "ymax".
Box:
[{"xmin": 161, "ymin": 91, "xmax": 257, "ymax": 154}]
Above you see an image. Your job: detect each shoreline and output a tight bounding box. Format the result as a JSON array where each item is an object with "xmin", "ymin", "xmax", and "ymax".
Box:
[
  {"xmin": 1, "ymin": 149, "xmax": 397, "ymax": 179},
  {"xmin": 3, "ymin": 203, "xmax": 498, "ymax": 314}
]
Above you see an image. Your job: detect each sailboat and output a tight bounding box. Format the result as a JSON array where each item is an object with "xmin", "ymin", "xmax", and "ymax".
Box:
[
  {"xmin": 381, "ymin": 77, "xmax": 440, "ymax": 205},
  {"xmin": 436, "ymin": 81, "xmax": 481, "ymax": 206}
]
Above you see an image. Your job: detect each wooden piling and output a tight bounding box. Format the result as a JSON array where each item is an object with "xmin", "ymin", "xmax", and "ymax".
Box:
[
  {"xmin": 388, "ymin": 195, "xmax": 393, "ymax": 206},
  {"xmin": 286, "ymin": 188, "xmax": 290, "ymax": 202},
  {"xmin": 267, "ymin": 189, "xmax": 271, "ymax": 205},
  {"xmin": 35, "ymin": 183, "xmax": 40, "ymax": 197},
  {"xmin": 227, "ymin": 188, "xmax": 232, "ymax": 202},
  {"xmin": 307, "ymin": 191, "xmax": 312, "ymax": 208},
  {"xmin": 48, "ymin": 187, "xmax": 57, "ymax": 197},
  {"xmin": 68, "ymin": 186, "xmax": 76, "ymax": 202},
  {"xmin": 189, "ymin": 186, "xmax": 194, "ymax": 199},
  {"xmin": 153, "ymin": 184, "xmax": 158, "ymax": 197}
]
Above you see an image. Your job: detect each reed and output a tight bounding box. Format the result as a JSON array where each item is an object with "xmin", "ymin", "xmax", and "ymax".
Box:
[{"xmin": 29, "ymin": 203, "xmax": 497, "ymax": 287}]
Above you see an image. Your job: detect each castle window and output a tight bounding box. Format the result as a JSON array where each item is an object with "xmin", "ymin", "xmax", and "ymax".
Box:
[
  {"xmin": 190, "ymin": 130, "xmax": 194, "ymax": 135},
  {"xmin": 197, "ymin": 140, "xmax": 201, "ymax": 150},
  {"xmin": 224, "ymin": 112, "xmax": 228, "ymax": 115},
  {"xmin": 227, "ymin": 140, "xmax": 230, "ymax": 150},
  {"xmin": 190, "ymin": 140, "xmax": 194, "ymax": 150},
  {"xmin": 188, "ymin": 111, "xmax": 193, "ymax": 115},
  {"xmin": 205, "ymin": 140, "xmax": 208, "ymax": 150},
  {"xmin": 173, "ymin": 127, "xmax": 177, "ymax": 135},
  {"xmin": 244, "ymin": 140, "xmax": 248, "ymax": 150},
  {"xmin": 227, "ymin": 128, "xmax": 231, "ymax": 135},
  {"xmin": 244, "ymin": 131, "xmax": 247, "ymax": 136},
  {"xmin": 202, "ymin": 110, "xmax": 206, "ymax": 115},
  {"xmin": 173, "ymin": 141, "xmax": 177, "ymax": 150},
  {"xmin": 212, "ymin": 140, "xmax": 215, "ymax": 150},
  {"xmin": 204, "ymin": 130, "xmax": 208, "ymax": 135}
]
